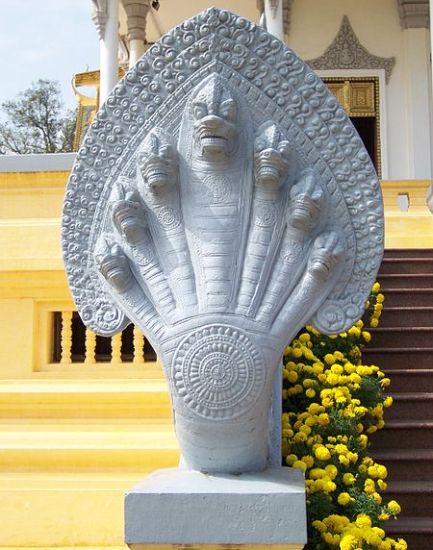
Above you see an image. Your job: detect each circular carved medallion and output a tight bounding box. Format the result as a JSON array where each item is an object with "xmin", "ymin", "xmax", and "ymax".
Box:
[{"xmin": 172, "ymin": 325, "xmax": 265, "ymax": 420}]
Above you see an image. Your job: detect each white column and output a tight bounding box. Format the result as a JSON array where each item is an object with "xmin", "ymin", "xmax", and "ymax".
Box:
[
  {"xmin": 99, "ymin": 0, "xmax": 119, "ymax": 105},
  {"xmin": 129, "ymin": 39, "xmax": 145, "ymax": 68},
  {"xmin": 403, "ymin": 27, "xmax": 433, "ymax": 178},
  {"xmin": 264, "ymin": 0, "xmax": 283, "ymax": 40}
]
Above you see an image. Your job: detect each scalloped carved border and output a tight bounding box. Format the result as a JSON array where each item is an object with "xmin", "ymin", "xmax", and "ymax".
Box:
[
  {"xmin": 307, "ymin": 16, "xmax": 396, "ymax": 84},
  {"xmin": 62, "ymin": 8, "xmax": 383, "ymax": 336}
]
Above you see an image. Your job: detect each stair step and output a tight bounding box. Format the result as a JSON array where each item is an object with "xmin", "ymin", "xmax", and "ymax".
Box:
[
  {"xmin": 0, "ymin": 472, "xmax": 142, "ymax": 546},
  {"xmin": 0, "ymin": 379, "xmax": 171, "ymax": 419},
  {"xmin": 386, "ymin": 516, "xmax": 433, "ymax": 550},
  {"xmin": 368, "ymin": 326, "xmax": 433, "ymax": 347},
  {"xmin": 363, "ymin": 348, "xmax": 433, "ymax": 369},
  {"xmin": 378, "ymin": 288, "xmax": 433, "ymax": 307},
  {"xmin": 372, "ymin": 449, "xmax": 433, "ymax": 481},
  {"xmin": 0, "ymin": 423, "xmax": 179, "ymax": 473},
  {"xmin": 370, "ymin": 421, "xmax": 433, "ymax": 449},
  {"xmin": 380, "ymin": 307, "xmax": 433, "ymax": 327},
  {"xmin": 378, "ymin": 273, "xmax": 433, "ymax": 288},
  {"xmin": 384, "ymin": 249, "xmax": 433, "ymax": 259},
  {"xmin": 383, "ymin": 369, "xmax": 433, "ymax": 392},
  {"xmin": 385, "ymin": 393, "xmax": 433, "ymax": 420},
  {"xmin": 386, "ymin": 481, "xmax": 433, "ymax": 516},
  {"xmin": 379, "ymin": 257, "xmax": 433, "ymax": 274}
]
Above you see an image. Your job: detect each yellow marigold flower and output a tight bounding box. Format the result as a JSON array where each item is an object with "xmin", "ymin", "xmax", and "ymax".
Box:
[
  {"xmin": 309, "ymin": 468, "xmax": 326, "ymax": 480},
  {"xmin": 292, "ymin": 347, "xmax": 303, "ymax": 358},
  {"xmin": 372, "ymin": 282, "xmax": 381, "ymax": 293},
  {"xmin": 355, "ymin": 514, "xmax": 372, "ymax": 528},
  {"xmin": 325, "ymin": 464, "xmax": 338, "ymax": 479},
  {"xmin": 348, "ymin": 326, "xmax": 361, "ymax": 337},
  {"xmin": 340, "ymin": 534, "xmax": 360, "ymax": 550},
  {"xmin": 377, "ymin": 479, "xmax": 387, "ymax": 491},
  {"xmin": 362, "ymin": 330, "xmax": 372, "ymax": 342},
  {"xmin": 286, "ymin": 370, "xmax": 298, "ymax": 383},
  {"xmin": 337, "ymin": 492, "xmax": 352, "ymax": 505},
  {"xmin": 376, "ymin": 292, "xmax": 384, "ymax": 303},
  {"xmin": 378, "ymin": 513, "xmax": 390, "ymax": 522},
  {"xmin": 324, "ymin": 353, "xmax": 335, "ymax": 365},
  {"xmin": 372, "ymin": 491, "xmax": 383, "ymax": 504},
  {"xmin": 308, "ymin": 403, "xmax": 323, "ymax": 415},
  {"xmin": 370, "ymin": 318, "xmax": 379, "ymax": 328},
  {"xmin": 381, "ymin": 378, "xmax": 391, "ymax": 387},
  {"xmin": 394, "ymin": 538, "xmax": 408, "ymax": 550},
  {"xmin": 305, "ymin": 388, "xmax": 316, "ymax": 398},
  {"xmin": 312, "ymin": 362, "xmax": 324, "ymax": 374},
  {"xmin": 318, "ymin": 413, "xmax": 330, "ymax": 426},
  {"xmin": 331, "ymin": 364, "xmax": 344, "ymax": 375},
  {"xmin": 292, "ymin": 460, "xmax": 307, "ymax": 472},
  {"xmin": 364, "ymin": 478, "xmax": 376, "ymax": 494},
  {"xmin": 315, "ymin": 446, "xmax": 331, "ymax": 461},
  {"xmin": 388, "ymin": 500, "xmax": 402, "ymax": 515},
  {"xmin": 343, "ymin": 473, "xmax": 356, "ymax": 485},
  {"xmin": 312, "ymin": 520, "xmax": 327, "ymax": 533},
  {"xmin": 384, "ymin": 396, "xmax": 393, "ymax": 408},
  {"xmin": 302, "ymin": 455, "xmax": 314, "ymax": 468},
  {"xmin": 324, "ymin": 480, "xmax": 337, "ymax": 493},
  {"xmin": 285, "ymin": 454, "xmax": 298, "ymax": 466}
]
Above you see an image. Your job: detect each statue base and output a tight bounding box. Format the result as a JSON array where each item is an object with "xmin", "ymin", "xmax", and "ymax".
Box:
[{"xmin": 125, "ymin": 467, "xmax": 307, "ymax": 548}]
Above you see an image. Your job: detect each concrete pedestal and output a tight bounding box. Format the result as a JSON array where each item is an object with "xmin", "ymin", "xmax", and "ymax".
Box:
[{"xmin": 125, "ymin": 468, "xmax": 307, "ymax": 548}]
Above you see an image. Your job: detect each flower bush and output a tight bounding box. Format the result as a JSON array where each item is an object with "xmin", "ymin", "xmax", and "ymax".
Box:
[{"xmin": 282, "ymin": 283, "xmax": 407, "ymax": 550}]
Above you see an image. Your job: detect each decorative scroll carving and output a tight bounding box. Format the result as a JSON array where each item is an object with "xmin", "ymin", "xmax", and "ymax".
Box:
[
  {"xmin": 307, "ymin": 16, "xmax": 396, "ymax": 83},
  {"xmin": 63, "ymin": 8, "xmax": 384, "ymax": 474}
]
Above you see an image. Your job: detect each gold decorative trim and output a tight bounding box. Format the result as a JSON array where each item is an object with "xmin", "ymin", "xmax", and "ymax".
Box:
[{"xmin": 322, "ymin": 76, "xmax": 381, "ymax": 178}]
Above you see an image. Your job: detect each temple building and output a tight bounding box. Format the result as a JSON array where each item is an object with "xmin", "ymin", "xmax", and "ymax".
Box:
[{"xmin": 0, "ymin": 1, "xmax": 432, "ymax": 549}]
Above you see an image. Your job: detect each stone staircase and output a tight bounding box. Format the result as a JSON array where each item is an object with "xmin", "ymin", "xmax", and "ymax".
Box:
[
  {"xmin": 365, "ymin": 249, "xmax": 433, "ymax": 550},
  {"xmin": 0, "ymin": 377, "xmax": 179, "ymax": 548}
]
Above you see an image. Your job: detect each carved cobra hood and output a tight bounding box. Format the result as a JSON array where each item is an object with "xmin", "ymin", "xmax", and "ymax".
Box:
[{"xmin": 62, "ymin": 7, "xmax": 384, "ymax": 346}]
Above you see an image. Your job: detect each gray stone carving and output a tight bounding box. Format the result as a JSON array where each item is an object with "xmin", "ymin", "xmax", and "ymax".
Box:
[
  {"xmin": 307, "ymin": 15, "xmax": 396, "ymax": 84},
  {"xmin": 62, "ymin": 8, "xmax": 384, "ymax": 474}
]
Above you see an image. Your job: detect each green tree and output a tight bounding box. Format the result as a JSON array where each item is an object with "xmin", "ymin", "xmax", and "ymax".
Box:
[{"xmin": 0, "ymin": 79, "xmax": 76, "ymax": 154}]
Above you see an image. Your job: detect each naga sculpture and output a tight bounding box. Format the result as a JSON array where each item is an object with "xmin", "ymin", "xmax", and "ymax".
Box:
[{"xmin": 62, "ymin": 8, "xmax": 383, "ymax": 475}]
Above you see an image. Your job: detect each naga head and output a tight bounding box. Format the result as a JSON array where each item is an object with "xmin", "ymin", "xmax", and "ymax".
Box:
[
  {"xmin": 289, "ymin": 169, "xmax": 325, "ymax": 231},
  {"xmin": 191, "ymin": 75, "xmax": 238, "ymax": 161},
  {"xmin": 95, "ymin": 239, "xmax": 134, "ymax": 294},
  {"xmin": 308, "ymin": 232, "xmax": 344, "ymax": 283},
  {"xmin": 137, "ymin": 131, "xmax": 177, "ymax": 193},
  {"xmin": 110, "ymin": 180, "xmax": 148, "ymax": 246},
  {"xmin": 254, "ymin": 123, "xmax": 291, "ymax": 187}
]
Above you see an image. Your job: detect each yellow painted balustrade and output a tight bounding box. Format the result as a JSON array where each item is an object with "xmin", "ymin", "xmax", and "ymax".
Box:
[{"xmin": 381, "ymin": 179, "xmax": 433, "ymax": 248}]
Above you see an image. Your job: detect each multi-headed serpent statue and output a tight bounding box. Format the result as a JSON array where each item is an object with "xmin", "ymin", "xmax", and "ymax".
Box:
[{"xmin": 62, "ymin": 8, "xmax": 383, "ymax": 475}]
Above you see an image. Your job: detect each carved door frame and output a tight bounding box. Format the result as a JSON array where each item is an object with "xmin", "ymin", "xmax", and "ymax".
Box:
[{"xmin": 317, "ymin": 69, "xmax": 388, "ymax": 180}]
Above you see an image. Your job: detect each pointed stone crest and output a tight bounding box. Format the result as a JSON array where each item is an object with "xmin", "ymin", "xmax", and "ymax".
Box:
[{"xmin": 307, "ymin": 16, "xmax": 396, "ymax": 83}]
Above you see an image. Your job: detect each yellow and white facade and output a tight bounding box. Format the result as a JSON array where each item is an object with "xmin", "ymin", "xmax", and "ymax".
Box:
[{"xmin": 1, "ymin": 1, "xmax": 433, "ymax": 549}]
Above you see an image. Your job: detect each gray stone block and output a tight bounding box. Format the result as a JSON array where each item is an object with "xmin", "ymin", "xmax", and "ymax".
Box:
[{"xmin": 125, "ymin": 468, "xmax": 307, "ymax": 545}]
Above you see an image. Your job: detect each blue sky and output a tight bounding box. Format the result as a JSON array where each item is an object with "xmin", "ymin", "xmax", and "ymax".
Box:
[{"xmin": 0, "ymin": 0, "xmax": 100, "ymax": 112}]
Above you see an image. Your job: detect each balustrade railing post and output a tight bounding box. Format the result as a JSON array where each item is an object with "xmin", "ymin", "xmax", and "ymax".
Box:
[
  {"xmin": 111, "ymin": 332, "xmax": 122, "ymax": 364},
  {"xmin": 60, "ymin": 311, "xmax": 73, "ymax": 364},
  {"xmin": 133, "ymin": 326, "xmax": 145, "ymax": 364},
  {"xmin": 84, "ymin": 328, "xmax": 96, "ymax": 364}
]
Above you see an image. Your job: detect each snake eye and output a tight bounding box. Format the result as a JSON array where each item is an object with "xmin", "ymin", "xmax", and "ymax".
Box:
[
  {"xmin": 193, "ymin": 102, "xmax": 208, "ymax": 120},
  {"xmin": 219, "ymin": 99, "xmax": 237, "ymax": 121}
]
